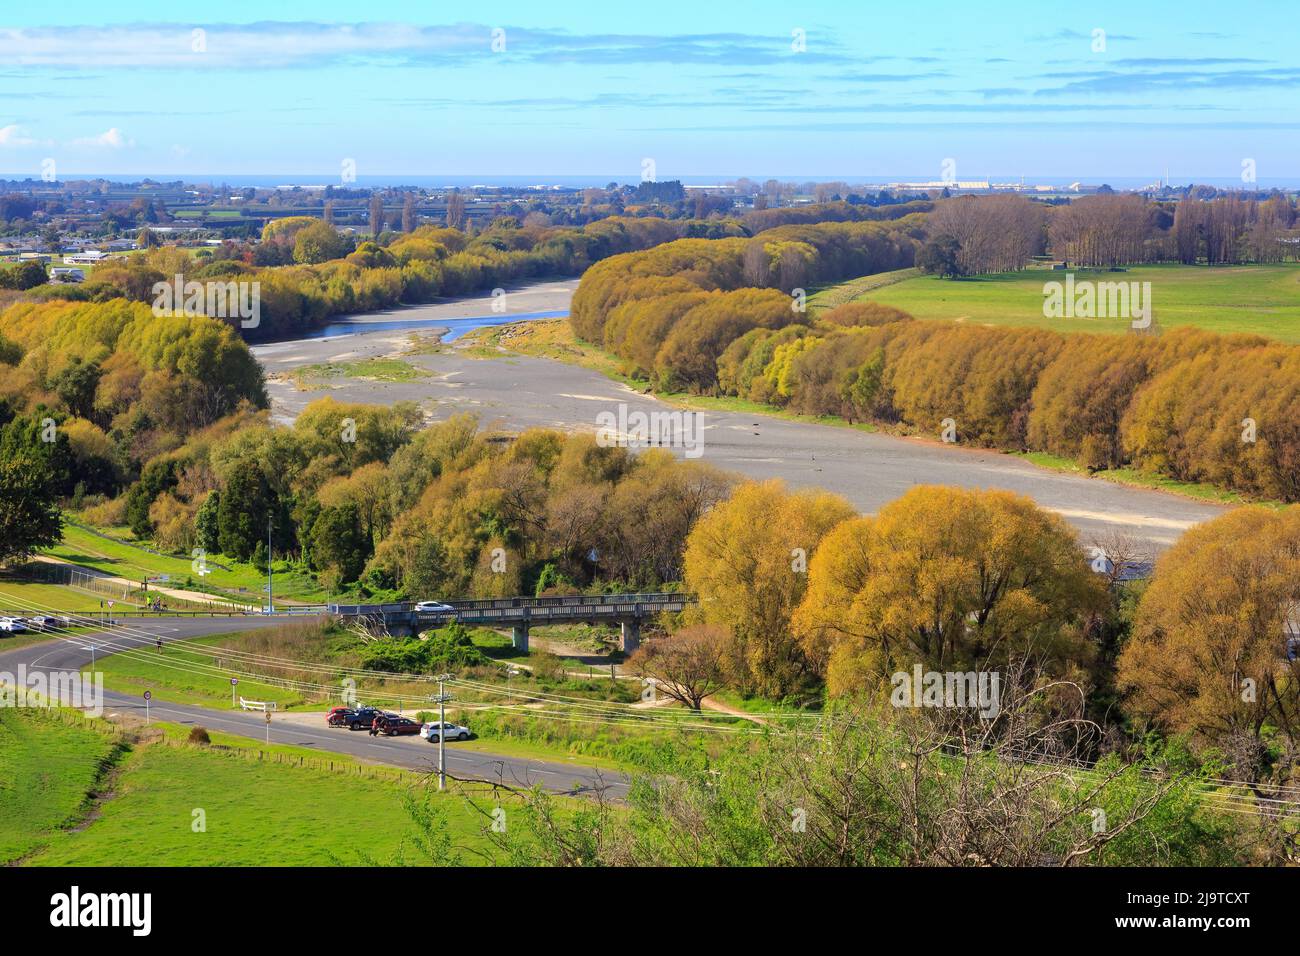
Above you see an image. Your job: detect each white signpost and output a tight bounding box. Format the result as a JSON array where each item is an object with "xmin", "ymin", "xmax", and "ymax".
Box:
[
  {"xmin": 143, "ymin": 690, "xmax": 151, "ymax": 724},
  {"xmin": 230, "ymin": 677, "xmax": 239, "ymax": 708}
]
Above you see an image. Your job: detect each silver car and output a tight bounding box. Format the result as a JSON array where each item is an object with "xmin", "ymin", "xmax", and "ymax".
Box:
[{"xmin": 420, "ymin": 721, "xmax": 470, "ymax": 742}]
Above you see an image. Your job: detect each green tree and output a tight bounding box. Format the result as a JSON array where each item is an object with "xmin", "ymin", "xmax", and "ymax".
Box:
[
  {"xmin": 916, "ymin": 235, "xmax": 964, "ymax": 277},
  {"xmin": 217, "ymin": 460, "xmax": 272, "ymax": 561},
  {"xmin": 195, "ymin": 490, "xmax": 221, "ymax": 552},
  {"xmin": 0, "ymin": 452, "xmax": 63, "ymax": 565},
  {"xmin": 309, "ymin": 502, "xmax": 368, "ymax": 583}
]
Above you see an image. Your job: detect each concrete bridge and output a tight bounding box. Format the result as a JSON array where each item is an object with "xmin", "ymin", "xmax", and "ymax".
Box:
[{"xmin": 328, "ymin": 592, "xmax": 697, "ymax": 653}]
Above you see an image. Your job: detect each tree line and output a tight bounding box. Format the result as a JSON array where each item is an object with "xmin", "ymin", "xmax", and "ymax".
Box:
[
  {"xmin": 13, "ymin": 215, "xmax": 748, "ymax": 342},
  {"xmin": 918, "ymin": 192, "xmax": 1297, "ymax": 275}
]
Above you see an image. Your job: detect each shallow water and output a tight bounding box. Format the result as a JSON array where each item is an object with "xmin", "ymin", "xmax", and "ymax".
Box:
[{"xmin": 305, "ymin": 308, "xmax": 569, "ymax": 343}]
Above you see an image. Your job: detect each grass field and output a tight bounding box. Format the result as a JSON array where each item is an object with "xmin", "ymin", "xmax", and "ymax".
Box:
[
  {"xmin": 4, "ymin": 712, "xmax": 498, "ymax": 866},
  {"xmin": 837, "ymin": 263, "xmax": 1300, "ymax": 341},
  {"xmin": 0, "ymin": 578, "xmax": 140, "ymax": 614},
  {"xmin": 0, "ymin": 709, "xmax": 122, "ymax": 863},
  {"xmin": 46, "ymin": 522, "xmax": 333, "ymax": 604},
  {"xmin": 807, "ymin": 266, "xmax": 919, "ymax": 313}
]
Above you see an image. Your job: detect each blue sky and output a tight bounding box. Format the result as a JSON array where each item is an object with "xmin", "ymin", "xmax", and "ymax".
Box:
[{"xmin": 2, "ymin": 0, "xmax": 1298, "ymax": 183}]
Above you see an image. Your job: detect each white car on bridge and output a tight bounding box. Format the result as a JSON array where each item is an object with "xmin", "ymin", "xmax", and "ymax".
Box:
[
  {"xmin": 420, "ymin": 721, "xmax": 470, "ymax": 742},
  {"xmin": 414, "ymin": 601, "xmax": 455, "ymax": 613}
]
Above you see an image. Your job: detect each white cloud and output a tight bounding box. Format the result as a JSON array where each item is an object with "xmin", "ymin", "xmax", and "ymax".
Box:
[
  {"xmin": 0, "ymin": 123, "xmax": 39, "ymax": 147},
  {"xmin": 70, "ymin": 127, "xmax": 133, "ymax": 148},
  {"xmin": 0, "ymin": 23, "xmax": 815, "ymax": 70}
]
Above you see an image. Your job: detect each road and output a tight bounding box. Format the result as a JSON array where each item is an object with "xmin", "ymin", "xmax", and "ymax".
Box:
[
  {"xmin": 0, "ymin": 618, "xmax": 627, "ymax": 797},
  {"xmin": 252, "ymin": 280, "xmax": 1229, "ymax": 551}
]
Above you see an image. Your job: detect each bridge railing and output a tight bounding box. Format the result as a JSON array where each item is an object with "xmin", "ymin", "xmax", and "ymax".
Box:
[
  {"xmin": 445, "ymin": 592, "xmax": 695, "ymax": 612},
  {"xmin": 328, "ymin": 592, "xmax": 696, "ymax": 621}
]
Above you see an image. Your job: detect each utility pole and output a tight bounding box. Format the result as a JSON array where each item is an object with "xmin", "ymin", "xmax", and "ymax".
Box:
[
  {"xmin": 431, "ymin": 674, "xmax": 454, "ymax": 792},
  {"xmin": 266, "ymin": 514, "xmax": 273, "ymax": 615}
]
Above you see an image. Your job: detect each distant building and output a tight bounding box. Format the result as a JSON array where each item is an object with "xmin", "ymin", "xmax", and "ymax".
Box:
[{"xmin": 64, "ymin": 250, "xmax": 108, "ymax": 264}]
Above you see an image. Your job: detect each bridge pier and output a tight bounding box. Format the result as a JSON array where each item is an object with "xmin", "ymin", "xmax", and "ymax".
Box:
[
  {"xmin": 620, "ymin": 619, "xmax": 641, "ymax": 655},
  {"xmin": 512, "ymin": 623, "xmax": 530, "ymax": 653}
]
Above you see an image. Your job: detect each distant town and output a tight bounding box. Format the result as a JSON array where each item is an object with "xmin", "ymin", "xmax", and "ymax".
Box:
[{"xmin": 2, "ymin": 174, "xmax": 1293, "ymax": 280}]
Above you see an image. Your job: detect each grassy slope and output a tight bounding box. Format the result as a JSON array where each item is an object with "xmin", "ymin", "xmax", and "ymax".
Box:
[
  {"xmin": 842, "ymin": 263, "xmax": 1300, "ymax": 341},
  {"xmin": 0, "ymin": 578, "xmax": 141, "ymax": 614},
  {"xmin": 0, "ymin": 710, "xmax": 120, "ymax": 863},
  {"xmin": 46, "ymin": 523, "xmax": 329, "ymax": 603},
  {"xmin": 12, "ymin": 715, "xmax": 496, "ymax": 866}
]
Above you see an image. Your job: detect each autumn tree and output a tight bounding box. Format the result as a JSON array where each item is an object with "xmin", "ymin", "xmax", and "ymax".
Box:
[
  {"xmin": 629, "ymin": 624, "xmax": 728, "ymax": 710},
  {"xmin": 1117, "ymin": 507, "xmax": 1300, "ymax": 781},
  {"xmin": 792, "ymin": 485, "xmax": 1105, "ymax": 697},
  {"xmin": 293, "ymin": 220, "xmax": 348, "ymax": 264},
  {"xmin": 683, "ymin": 479, "xmax": 856, "ymax": 697},
  {"xmin": 445, "ymin": 190, "xmax": 467, "ymax": 230}
]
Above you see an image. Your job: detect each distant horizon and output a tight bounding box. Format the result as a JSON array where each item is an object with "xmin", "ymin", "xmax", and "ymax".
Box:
[{"xmin": 4, "ymin": 173, "xmax": 1299, "ymax": 191}]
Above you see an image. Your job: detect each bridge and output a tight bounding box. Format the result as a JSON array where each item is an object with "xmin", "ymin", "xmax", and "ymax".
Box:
[{"xmin": 328, "ymin": 592, "xmax": 697, "ymax": 653}]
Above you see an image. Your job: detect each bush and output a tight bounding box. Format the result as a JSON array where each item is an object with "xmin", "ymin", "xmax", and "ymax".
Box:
[{"xmin": 187, "ymin": 726, "xmax": 211, "ymax": 745}]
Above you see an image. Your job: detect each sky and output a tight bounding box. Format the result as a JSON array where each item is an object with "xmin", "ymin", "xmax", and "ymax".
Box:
[{"xmin": 1, "ymin": 0, "xmax": 1298, "ymax": 184}]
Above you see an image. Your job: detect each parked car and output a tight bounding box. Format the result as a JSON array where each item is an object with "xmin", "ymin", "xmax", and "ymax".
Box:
[
  {"xmin": 374, "ymin": 715, "xmax": 422, "ymax": 737},
  {"xmin": 325, "ymin": 706, "xmax": 356, "ymax": 727},
  {"xmin": 414, "ymin": 601, "xmax": 455, "ymax": 613},
  {"xmin": 25, "ymin": 616, "xmax": 57, "ymax": 630},
  {"xmin": 0, "ymin": 617, "xmax": 28, "ymax": 633},
  {"xmin": 421, "ymin": 721, "xmax": 471, "ymax": 742},
  {"xmin": 332, "ymin": 706, "xmax": 390, "ymax": 731}
]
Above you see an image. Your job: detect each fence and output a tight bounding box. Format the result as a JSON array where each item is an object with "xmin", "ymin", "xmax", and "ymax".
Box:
[
  {"xmin": 17, "ymin": 561, "xmax": 253, "ymax": 612},
  {"xmin": 238, "ymin": 697, "xmax": 279, "ymax": 712}
]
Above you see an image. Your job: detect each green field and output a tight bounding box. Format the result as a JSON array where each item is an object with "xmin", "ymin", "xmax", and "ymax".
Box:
[
  {"xmin": 0, "ymin": 578, "xmax": 140, "ymax": 615},
  {"xmin": 0, "ymin": 710, "xmax": 122, "ymax": 863},
  {"xmin": 46, "ymin": 522, "xmax": 332, "ymax": 604},
  {"xmin": 3, "ymin": 712, "xmax": 497, "ymax": 866},
  {"xmin": 838, "ymin": 263, "xmax": 1300, "ymax": 341}
]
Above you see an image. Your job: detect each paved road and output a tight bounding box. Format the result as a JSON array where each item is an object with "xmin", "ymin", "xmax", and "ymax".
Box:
[
  {"xmin": 253, "ymin": 281, "xmax": 1228, "ymax": 552},
  {"xmin": 0, "ymin": 618, "xmax": 627, "ymax": 797}
]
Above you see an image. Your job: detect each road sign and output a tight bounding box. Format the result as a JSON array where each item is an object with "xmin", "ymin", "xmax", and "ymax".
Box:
[
  {"xmin": 231, "ymin": 678, "xmax": 239, "ymax": 685},
  {"xmin": 143, "ymin": 690, "xmax": 151, "ymax": 724},
  {"xmin": 143, "ymin": 690, "xmax": 151, "ymax": 700}
]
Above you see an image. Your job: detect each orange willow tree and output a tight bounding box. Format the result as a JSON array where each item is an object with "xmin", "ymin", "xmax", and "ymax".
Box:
[
  {"xmin": 1118, "ymin": 506, "xmax": 1300, "ymax": 774},
  {"xmin": 683, "ymin": 479, "xmax": 855, "ymax": 698},
  {"xmin": 791, "ymin": 485, "xmax": 1105, "ymax": 698}
]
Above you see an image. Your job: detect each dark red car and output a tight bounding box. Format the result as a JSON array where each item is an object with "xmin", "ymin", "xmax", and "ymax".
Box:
[{"xmin": 373, "ymin": 715, "xmax": 422, "ymax": 737}]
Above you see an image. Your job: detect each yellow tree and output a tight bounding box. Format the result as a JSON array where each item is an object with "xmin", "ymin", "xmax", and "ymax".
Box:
[
  {"xmin": 792, "ymin": 486, "xmax": 1104, "ymax": 697},
  {"xmin": 1117, "ymin": 507, "xmax": 1300, "ymax": 758},
  {"xmin": 683, "ymin": 479, "xmax": 856, "ymax": 698}
]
